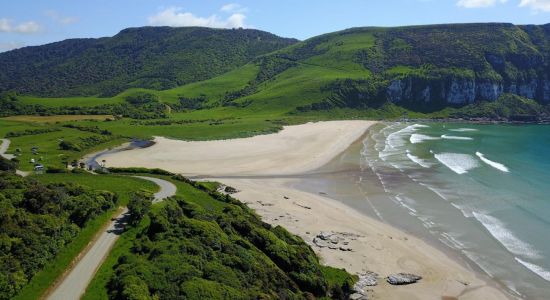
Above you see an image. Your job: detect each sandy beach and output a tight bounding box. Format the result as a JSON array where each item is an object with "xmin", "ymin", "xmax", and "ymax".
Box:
[
  {"xmin": 98, "ymin": 121, "xmax": 510, "ymax": 299},
  {"xmin": 101, "ymin": 121, "xmax": 375, "ymax": 176}
]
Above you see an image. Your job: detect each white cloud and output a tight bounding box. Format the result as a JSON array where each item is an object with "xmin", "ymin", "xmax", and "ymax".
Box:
[
  {"xmin": 14, "ymin": 21, "xmax": 41, "ymax": 33},
  {"xmin": 220, "ymin": 3, "xmax": 248, "ymax": 13},
  {"xmin": 519, "ymin": 0, "xmax": 550, "ymax": 11},
  {"xmin": 457, "ymin": 0, "xmax": 508, "ymax": 8},
  {"xmin": 0, "ymin": 19, "xmax": 10, "ymax": 32},
  {"xmin": 0, "ymin": 18, "xmax": 42, "ymax": 34},
  {"xmin": 45, "ymin": 10, "xmax": 78, "ymax": 25},
  {"xmin": 0, "ymin": 41, "xmax": 24, "ymax": 52},
  {"xmin": 148, "ymin": 7, "xmax": 247, "ymax": 28}
]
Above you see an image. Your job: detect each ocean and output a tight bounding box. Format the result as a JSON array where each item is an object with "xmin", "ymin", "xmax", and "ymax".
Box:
[{"xmin": 296, "ymin": 122, "xmax": 550, "ymax": 299}]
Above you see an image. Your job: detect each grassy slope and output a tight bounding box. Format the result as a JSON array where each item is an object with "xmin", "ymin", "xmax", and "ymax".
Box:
[{"xmin": 13, "ymin": 173, "xmax": 159, "ymax": 300}]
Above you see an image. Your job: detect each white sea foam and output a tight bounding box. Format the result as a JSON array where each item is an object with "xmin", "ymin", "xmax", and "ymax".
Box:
[
  {"xmin": 476, "ymin": 152, "xmax": 510, "ymax": 173},
  {"xmin": 410, "ymin": 134, "xmax": 441, "ymax": 144},
  {"xmin": 450, "ymin": 128, "xmax": 478, "ymax": 132},
  {"xmin": 406, "ymin": 151, "xmax": 432, "ymax": 168},
  {"xmin": 441, "ymin": 134, "xmax": 474, "ymax": 141},
  {"xmin": 450, "ymin": 202, "xmax": 473, "ymax": 218},
  {"xmin": 440, "ymin": 232, "xmax": 468, "ymax": 249},
  {"xmin": 419, "ymin": 182, "xmax": 450, "ymax": 201},
  {"xmin": 434, "ymin": 153, "xmax": 479, "ymax": 174},
  {"xmin": 395, "ymin": 195, "xmax": 417, "ymax": 213},
  {"xmin": 473, "ymin": 212, "xmax": 541, "ymax": 260},
  {"xmin": 515, "ymin": 257, "xmax": 550, "ymax": 282}
]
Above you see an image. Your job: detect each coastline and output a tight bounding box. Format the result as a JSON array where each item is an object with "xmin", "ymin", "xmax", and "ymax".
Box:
[
  {"xmin": 96, "ymin": 120, "xmax": 511, "ymax": 299},
  {"xmin": 218, "ymin": 177, "xmax": 510, "ymax": 300}
]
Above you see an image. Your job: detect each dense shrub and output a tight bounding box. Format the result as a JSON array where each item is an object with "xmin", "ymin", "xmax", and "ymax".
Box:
[
  {"xmin": 0, "ymin": 172, "xmax": 117, "ymax": 299},
  {"xmin": 0, "ymin": 157, "xmax": 16, "ymax": 173},
  {"xmin": 59, "ymin": 135, "xmax": 115, "ymax": 152},
  {"xmin": 108, "ymin": 185, "xmax": 353, "ymax": 299},
  {"xmin": 62, "ymin": 124, "xmax": 112, "ymax": 135},
  {"xmin": 5, "ymin": 128, "xmax": 61, "ymax": 138}
]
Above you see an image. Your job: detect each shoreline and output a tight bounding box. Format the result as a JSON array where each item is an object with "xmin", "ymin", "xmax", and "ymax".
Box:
[
  {"xmin": 95, "ymin": 120, "xmax": 512, "ymax": 299},
  {"xmin": 216, "ymin": 177, "xmax": 511, "ymax": 300}
]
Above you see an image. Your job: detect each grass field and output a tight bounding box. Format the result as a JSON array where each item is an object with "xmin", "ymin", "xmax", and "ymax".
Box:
[
  {"xmin": 13, "ymin": 173, "xmax": 159, "ymax": 300},
  {"xmin": 0, "ymin": 119, "xmax": 128, "ymax": 171}
]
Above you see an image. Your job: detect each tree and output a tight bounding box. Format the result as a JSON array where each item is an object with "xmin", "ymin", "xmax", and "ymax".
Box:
[
  {"xmin": 127, "ymin": 190, "xmax": 153, "ymax": 226},
  {"xmin": 0, "ymin": 157, "xmax": 16, "ymax": 172}
]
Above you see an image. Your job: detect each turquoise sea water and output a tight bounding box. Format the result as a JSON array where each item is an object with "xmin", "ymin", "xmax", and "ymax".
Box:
[{"xmin": 299, "ymin": 123, "xmax": 550, "ymax": 299}]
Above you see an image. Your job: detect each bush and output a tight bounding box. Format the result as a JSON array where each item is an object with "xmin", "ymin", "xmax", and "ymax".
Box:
[
  {"xmin": 107, "ymin": 167, "xmax": 174, "ymax": 176},
  {"xmin": 45, "ymin": 166, "xmax": 68, "ymax": 173},
  {"xmin": 0, "ymin": 157, "xmax": 16, "ymax": 172},
  {"xmin": 5, "ymin": 128, "xmax": 61, "ymax": 138},
  {"xmin": 127, "ymin": 191, "xmax": 153, "ymax": 226}
]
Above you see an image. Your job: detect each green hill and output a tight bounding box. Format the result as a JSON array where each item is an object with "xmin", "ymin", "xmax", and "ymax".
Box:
[
  {"xmin": 2, "ymin": 23, "xmax": 550, "ymax": 121},
  {"xmin": 0, "ymin": 27, "xmax": 297, "ymax": 97},
  {"xmin": 212, "ymin": 23, "xmax": 550, "ymax": 114}
]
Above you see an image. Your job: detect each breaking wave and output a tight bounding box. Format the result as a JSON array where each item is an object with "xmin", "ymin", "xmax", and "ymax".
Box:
[
  {"xmin": 406, "ymin": 150, "xmax": 432, "ymax": 168},
  {"xmin": 441, "ymin": 134, "xmax": 474, "ymax": 141},
  {"xmin": 410, "ymin": 134, "xmax": 441, "ymax": 144},
  {"xmin": 450, "ymin": 128, "xmax": 478, "ymax": 132},
  {"xmin": 434, "ymin": 152, "xmax": 479, "ymax": 174},
  {"xmin": 473, "ymin": 212, "xmax": 541, "ymax": 260},
  {"xmin": 515, "ymin": 258, "xmax": 550, "ymax": 282},
  {"xmin": 476, "ymin": 152, "xmax": 509, "ymax": 173}
]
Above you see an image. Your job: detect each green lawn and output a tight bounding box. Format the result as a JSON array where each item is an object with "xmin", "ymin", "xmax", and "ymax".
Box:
[{"xmin": 13, "ymin": 173, "xmax": 159, "ymax": 300}]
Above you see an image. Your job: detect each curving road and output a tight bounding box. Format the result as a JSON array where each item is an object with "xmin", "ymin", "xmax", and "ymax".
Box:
[
  {"xmin": 45, "ymin": 176, "xmax": 176, "ymax": 300},
  {"xmin": 133, "ymin": 176, "xmax": 177, "ymax": 203},
  {"xmin": 1, "ymin": 138, "xmax": 31, "ymax": 176},
  {"xmin": 0, "ymin": 138, "xmax": 14, "ymax": 160}
]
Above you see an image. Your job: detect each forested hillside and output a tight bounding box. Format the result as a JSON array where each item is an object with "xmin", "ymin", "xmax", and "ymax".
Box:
[
  {"xmin": 0, "ymin": 159, "xmax": 117, "ymax": 299},
  {"xmin": 0, "ymin": 27, "xmax": 297, "ymax": 97}
]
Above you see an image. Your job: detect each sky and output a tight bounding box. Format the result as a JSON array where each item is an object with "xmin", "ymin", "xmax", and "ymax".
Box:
[{"xmin": 0, "ymin": 0, "xmax": 549, "ymax": 52}]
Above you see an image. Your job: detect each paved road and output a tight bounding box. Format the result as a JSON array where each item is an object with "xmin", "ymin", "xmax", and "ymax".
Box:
[
  {"xmin": 133, "ymin": 176, "xmax": 177, "ymax": 203},
  {"xmin": 0, "ymin": 138, "xmax": 14, "ymax": 160},
  {"xmin": 46, "ymin": 176, "xmax": 176, "ymax": 300},
  {"xmin": 0, "ymin": 138, "xmax": 29, "ymax": 176}
]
